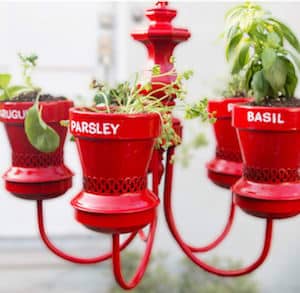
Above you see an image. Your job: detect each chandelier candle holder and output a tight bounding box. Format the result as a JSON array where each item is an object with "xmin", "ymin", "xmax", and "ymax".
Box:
[
  {"xmin": 69, "ymin": 109, "xmax": 161, "ymax": 289},
  {"xmin": 206, "ymin": 98, "xmax": 252, "ymax": 188},
  {"xmin": 0, "ymin": 100, "xmax": 73, "ymax": 199},
  {"xmin": 232, "ymin": 105, "xmax": 300, "ymax": 218}
]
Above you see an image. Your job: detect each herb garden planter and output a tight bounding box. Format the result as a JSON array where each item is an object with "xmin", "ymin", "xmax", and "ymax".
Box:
[
  {"xmin": 70, "ymin": 108, "xmax": 161, "ymax": 234},
  {"xmin": 207, "ymin": 98, "xmax": 251, "ymax": 188},
  {"xmin": 232, "ymin": 104, "xmax": 300, "ymax": 218},
  {"xmin": 0, "ymin": 100, "xmax": 73, "ymax": 200}
]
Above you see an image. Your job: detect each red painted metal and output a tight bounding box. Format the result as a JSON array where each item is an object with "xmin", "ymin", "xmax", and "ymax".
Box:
[
  {"xmin": 112, "ymin": 213, "xmax": 157, "ymax": 290},
  {"xmin": 188, "ymin": 197, "xmax": 235, "ymax": 253},
  {"xmin": 232, "ymin": 104, "xmax": 300, "ymax": 218},
  {"xmin": 70, "ymin": 108, "xmax": 161, "ymax": 234},
  {"xmin": 0, "ymin": 100, "xmax": 73, "ymax": 200},
  {"xmin": 37, "ymin": 200, "xmax": 137, "ymax": 264},
  {"xmin": 164, "ymin": 147, "xmax": 273, "ymax": 276},
  {"xmin": 131, "ymin": 1, "xmax": 190, "ymax": 106},
  {"xmin": 207, "ymin": 98, "xmax": 252, "ymax": 188}
]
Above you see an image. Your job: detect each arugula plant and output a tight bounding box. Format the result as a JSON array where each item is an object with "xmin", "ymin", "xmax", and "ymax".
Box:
[
  {"xmin": 89, "ymin": 63, "xmax": 213, "ymax": 150},
  {"xmin": 224, "ymin": 1, "xmax": 300, "ymax": 103},
  {"xmin": 0, "ymin": 54, "xmax": 60, "ymax": 153}
]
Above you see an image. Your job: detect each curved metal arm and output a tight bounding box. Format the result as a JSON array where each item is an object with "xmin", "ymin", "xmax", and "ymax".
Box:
[
  {"xmin": 163, "ymin": 147, "xmax": 273, "ymax": 277},
  {"xmin": 139, "ymin": 149, "xmax": 161, "ymax": 243},
  {"xmin": 37, "ymin": 200, "xmax": 136, "ymax": 264},
  {"xmin": 112, "ymin": 214, "xmax": 157, "ymax": 289},
  {"xmin": 188, "ymin": 196, "xmax": 235, "ymax": 253}
]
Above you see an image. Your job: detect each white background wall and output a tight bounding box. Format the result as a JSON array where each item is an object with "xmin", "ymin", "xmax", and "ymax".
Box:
[{"xmin": 0, "ymin": 2, "xmax": 300, "ymax": 292}]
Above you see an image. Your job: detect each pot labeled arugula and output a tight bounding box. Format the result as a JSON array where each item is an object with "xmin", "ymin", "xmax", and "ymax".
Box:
[{"xmin": 0, "ymin": 54, "xmax": 61, "ymax": 153}]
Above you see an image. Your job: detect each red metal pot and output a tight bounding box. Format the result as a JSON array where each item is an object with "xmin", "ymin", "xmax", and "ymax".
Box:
[
  {"xmin": 0, "ymin": 100, "xmax": 73, "ymax": 200},
  {"xmin": 206, "ymin": 98, "xmax": 251, "ymax": 188},
  {"xmin": 69, "ymin": 108, "xmax": 161, "ymax": 234},
  {"xmin": 232, "ymin": 103, "xmax": 300, "ymax": 218}
]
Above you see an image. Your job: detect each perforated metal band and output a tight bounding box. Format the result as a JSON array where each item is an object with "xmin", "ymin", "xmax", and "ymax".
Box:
[
  {"xmin": 243, "ymin": 166, "xmax": 300, "ymax": 183},
  {"xmin": 12, "ymin": 152, "xmax": 63, "ymax": 168},
  {"xmin": 83, "ymin": 176, "xmax": 147, "ymax": 194}
]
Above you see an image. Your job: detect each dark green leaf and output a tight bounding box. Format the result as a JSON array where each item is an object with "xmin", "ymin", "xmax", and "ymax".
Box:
[
  {"xmin": 25, "ymin": 102, "xmax": 60, "ymax": 153},
  {"xmin": 231, "ymin": 42, "xmax": 250, "ymax": 74},
  {"xmin": 251, "ymin": 70, "xmax": 271, "ymax": 100},
  {"xmin": 261, "ymin": 47, "xmax": 276, "ymax": 70},
  {"xmin": 263, "ymin": 56, "xmax": 288, "ymax": 93},
  {"xmin": 244, "ymin": 61, "xmax": 255, "ymax": 91},
  {"xmin": 283, "ymin": 58, "xmax": 298, "ymax": 97},
  {"xmin": 287, "ymin": 49, "xmax": 300, "ymax": 71},
  {"xmin": 226, "ymin": 33, "xmax": 243, "ymax": 61},
  {"xmin": 268, "ymin": 18, "xmax": 300, "ymax": 52}
]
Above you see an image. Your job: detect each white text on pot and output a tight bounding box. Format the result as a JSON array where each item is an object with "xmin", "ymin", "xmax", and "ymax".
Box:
[
  {"xmin": 0, "ymin": 109, "xmax": 27, "ymax": 120},
  {"xmin": 71, "ymin": 121, "xmax": 120, "ymax": 135},
  {"xmin": 247, "ymin": 111, "xmax": 285, "ymax": 124}
]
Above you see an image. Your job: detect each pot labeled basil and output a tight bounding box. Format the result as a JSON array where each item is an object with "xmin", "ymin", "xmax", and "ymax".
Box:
[
  {"xmin": 0, "ymin": 54, "xmax": 73, "ymax": 200},
  {"xmin": 227, "ymin": 2, "xmax": 300, "ymax": 218}
]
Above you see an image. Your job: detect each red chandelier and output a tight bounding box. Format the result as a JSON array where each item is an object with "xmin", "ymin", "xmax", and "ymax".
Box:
[{"xmin": 1, "ymin": 1, "xmax": 300, "ymax": 290}]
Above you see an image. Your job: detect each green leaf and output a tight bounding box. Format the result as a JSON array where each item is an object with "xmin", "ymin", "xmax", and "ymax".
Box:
[
  {"xmin": 287, "ymin": 49, "xmax": 300, "ymax": 71},
  {"xmin": 6, "ymin": 85, "xmax": 28, "ymax": 98},
  {"xmin": 251, "ymin": 70, "xmax": 271, "ymax": 100},
  {"xmin": 152, "ymin": 65, "xmax": 161, "ymax": 76},
  {"xmin": 0, "ymin": 74, "xmax": 11, "ymax": 89},
  {"xmin": 261, "ymin": 47, "xmax": 276, "ymax": 70},
  {"xmin": 231, "ymin": 42, "xmax": 250, "ymax": 74},
  {"xmin": 267, "ymin": 32, "xmax": 282, "ymax": 46},
  {"xmin": 226, "ymin": 33, "xmax": 243, "ymax": 61},
  {"xmin": 25, "ymin": 102, "xmax": 60, "ymax": 153},
  {"xmin": 244, "ymin": 61, "xmax": 255, "ymax": 91},
  {"xmin": 263, "ymin": 56, "xmax": 288, "ymax": 94},
  {"xmin": 283, "ymin": 58, "xmax": 298, "ymax": 97},
  {"xmin": 268, "ymin": 18, "xmax": 300, "ymax": 52},
  {"xmin": 0, "ymin": 93, "xmax": 6, "ymax": 101}
]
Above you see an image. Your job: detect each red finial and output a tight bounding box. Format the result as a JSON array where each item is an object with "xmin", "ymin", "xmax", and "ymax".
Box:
[{"xmin": 156, "ymin": 1, "xmax": 168, "ymax": 8}]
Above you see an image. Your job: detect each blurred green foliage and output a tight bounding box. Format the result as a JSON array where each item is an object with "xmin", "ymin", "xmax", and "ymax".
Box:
[{"xmin": 109, "ymin": 252, "xmax": 259, "ymax": 293}]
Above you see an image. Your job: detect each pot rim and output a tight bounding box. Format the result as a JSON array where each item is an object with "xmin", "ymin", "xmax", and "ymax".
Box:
[
  {"xmin": 0, "ymin": 99, "xmax": 73, "ymax": 124},
  {"xmin": 69, "ymin": 107, "xmax": 162, "ymax": 140},
  {"xmin": 208, "ymin": 97, "xmax": 253, "ymax": 119},
  {"xmin": 70, "ymin": 106, "xmax": 161, "ymax": 119},
  {"xmin": 232, "ymin": 102, "xmax": 300, "ymax": 131}
]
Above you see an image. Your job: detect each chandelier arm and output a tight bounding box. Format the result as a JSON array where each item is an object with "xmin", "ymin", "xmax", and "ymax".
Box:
[
  {"xmin": 138, "ymin": 229, "xmax": 148, "ymax": 242},
  {"xmin": 112, "ymin": 212, "xmax": 158, "ymax": 289},
  {"xmin": 139, "ymin": 149, "xmax": 161, "ymax": 243},
  {"xmin": 188, "ymin": 196, "xmax": 236, "ymax": 252},
  {"xmin": 163, "ymin": 146, "xmax": 273, "ymax": 277},
  {"xmin": 36, "ymin": 200, "xmax": 137, "ymax": 264}
]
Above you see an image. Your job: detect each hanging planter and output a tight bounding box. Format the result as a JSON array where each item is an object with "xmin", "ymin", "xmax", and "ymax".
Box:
[
  {"xmin": 207, "ymin": 97, "xmax": 251, "ymax": 188},
  {"xmin": 233, "ymin": 105, "xmax": 300, "ymax": 218},
  {"xmin": 0, "ymin": 54, "xmax": 73, "ymax": 200},
  {"xmin": 228, "ymin": 3, "xmax": 300, "ymax": 218},
  {"xmin": 70, "ymin": 109, "xmax": 161, "ymax": 233},
  {"xmin": 0, "ymin": 98, "xmax": 73, "ymax": 199}
]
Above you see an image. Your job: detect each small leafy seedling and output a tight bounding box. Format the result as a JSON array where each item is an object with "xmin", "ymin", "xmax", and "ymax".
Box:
[
  {"xmin": 0, "ymin": 74, "xmax": 28, "ymax": 101},
  {"xmin": 22, "ymin": 54, "xmax": 60, "ymax": 153},
  {"xmin": 0, "ymin": 53, "xmax": 61, "ymax": 153},
  {"xmin": 90, "ymin": 61, "xmax": 213, "ymax": 150}
]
